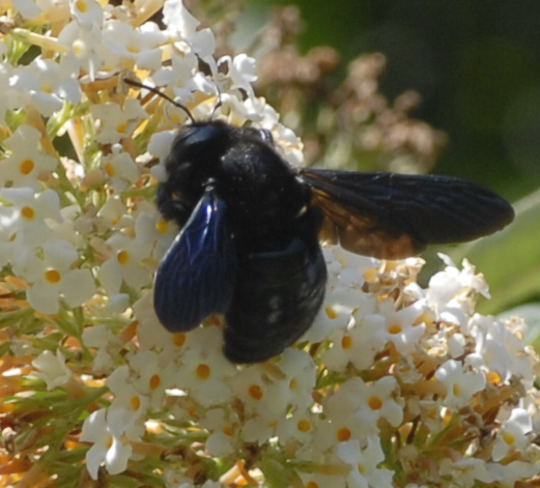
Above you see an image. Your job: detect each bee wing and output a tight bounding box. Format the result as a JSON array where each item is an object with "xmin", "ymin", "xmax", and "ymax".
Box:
[
  {"xmin": 300, "ymin": 168, "xmax": 514, "ymax": 259},
  {"xmin": 154, "ymin": 189, "xmax": 237, "ymax": 332}
]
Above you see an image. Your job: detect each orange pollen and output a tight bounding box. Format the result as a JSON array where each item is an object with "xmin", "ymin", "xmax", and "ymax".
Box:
[
  {"xmin": 116, "ymin": 122, "xmax": 128, "ymax": 134},
  {"xmin": 341, "ymin": 335, "xmax": 353, "ymax": 349},
  {"xmin": 297, "ymin": 419, "xmax": 312, "ymax": 433},
  {"xmin": 104, "ymin": 162, "xmax": 116, "ymax": 177},
  {"xmin": 155, "ymin": 219, "xmax": 169, "ymax": 234},
  {"xmin": 325, "ymin": 306, "xmax": 338, "ymax": 319},
  {"xmin": 248, "ymin": 384, "xmax": 264, "ymax": 400},
  {"xmin": 130, "ymin": 395, "xmax": 141, "ymax": 411},
  {"xmin": 337, "ymin": 427, "xmax": 351, "ymax": 442},
  {"xmin": 368, "ymin": 396, "xmax": 383, "ymax": 410},
  {"xmin": 21, "ymin": 206, "xmax": 35, "ymax": 219},
  {"xmin": 172, "ymin": 332, "xmax": 186, "ymax": 347},
  {"xmin": 117, "ymin": 250, "xmax": 130, "ymax": 265},
  {"xmin": 149, "ymin": 374, "xmax": 161, "ymax": 390},
  {"xmin": 388, "ymin": 323, "xmax": 402, "ymax": 334},
  {"xmin": 306, "ymin": 483, "xmax": 319, "ymax": 488},
  {"xmin": 19, "ymin": 159, "xmax": 35, "ymax": 175},
  {"xmin": 44, "ymin": 269, "xmax": 61, "ymax": 284},
  {"xmin": 196, "ymin": 364, "xmax": 210, "ymax": 379},
  {"xmin": 223, "ymin": 426, "xmax": 233, "ymax": 436}
]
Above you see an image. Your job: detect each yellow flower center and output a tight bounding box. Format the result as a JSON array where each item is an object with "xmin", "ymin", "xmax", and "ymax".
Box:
[
  {"xmin": 502, "ymin": 431, "xmax": 516, "ymax": 446},
  {"xmin": 248, "ymin": 384, "xmax": 264, "ymax": 400},
  {"xmin": 325, "ymin": 306, "xmax": 338, "ymax": 319},
  {"xmin": 72, "ymin": 39, "xmax": 87, "ymax": 58},
  {"xmin": 130, "ymin": 395, "xmax": 141, "ymax": 411},
  {"xmin": 341, "ymin": 335, "xmax": 353, "ymax": 349},
  {"xmin": 172, "ymin": 332, "xmax": 186, "ymax": 347},
  {"xmin": 75, "ymin": 0, "xmax": 88, "ymax": 13},
  {"xmin": 149, "ymin": 374, "xmax": 161, "ymax": 390},
  {"xmin": 116, "ymin": 122, "xmax": 128, "ymax": 134},
  {"xmin": 368, "ymin": 395, "xmax": 383, "ymax": 410},
  {"xmin": 155, "ymin": 219, "xmax": 169, "ymax": 234},
  {"xmin": 117, "ymin": 250, "xmax": 130, "ymax": 265},
  {"xmin": 297, "ymin": 419, "xmax": 312, "ymax": 432},
  {"xmin": 44, "ymin": 269, "xmax": 62, "ymax": 284},
  {"xmin": 21, "ymin": 206, "xmax": 35, "ymax": 219},
  {"xmin": 337, "ymin": 427, "xmax": 351, "ymax": 441},
  {"xmin": 19, "ymin": 159, "xmax": 35, "ymax": 175},
  {"xmin": 487, "ymin": 370, "xmax": 502, "ymax": 385},
  {"xmin": 196, "ymin": 364, "xmax": 210, "ymax": 379},
  {"xmin": 388, "ymin": 323, "xmax": 402, "ymax": 334},
  {"xmin": 104, "ymin": 162, "xmax": 116, "ymax": 177},
  {"xmin": 40, "ymin": 83, "xmax": 53, "ymax": 94}
]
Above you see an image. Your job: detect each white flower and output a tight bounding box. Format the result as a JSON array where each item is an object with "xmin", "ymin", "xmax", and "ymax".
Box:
[
  {"xmin": 176, "ymin": 328, "xmax": 236, "ymax": 407},
  {"xmin": 106, "ymin": 366, "xmax": 150, "ymax": 435},
  {"xmin": 98, "ymin": 231, "xmax": 153, "ymax": 294},
  {"xmin": 439, "ymin": 457, "xmax": 497, "ymax": 486},
  {"xmin": 32, "ymin": 349, "xmax": 72, "ymax": 390},
  {"xmin": 303, "ymin": 284, "xmax": 358, "ymax": 343},
  {"xmin": 467, "ymin": 314, "xmax": 535, "ymax": 385},
  {"xmin": 219, "ymin": 54, "xmax": 258, "ymax": 94},
  {"xmin": 69, "ymin": 0, "xmax": 103, "ymax": 27},
  {"xmin": 336, "ymin": 437, "xmax": 394, "ymax": 488},
  {"xmin": 200, "ymin": 408, "xmax": 237, "ymax": 457},
  {"xmin": 24, "ymin": 240, "xmax": 95, "ymax": 315},
  {"xmin": 152, "ymin": 52, "xmax": 200, "ymax": 102},
  {"xmin": 0, "ymin": 188, "xmax": 62, "ymax": 248},
  {"xmin": 324, "ymin": 376, "xmax": 403, "ymax": 440},
  {"xmin": 80, "ymin": 409, "xmax": 134, "ymax": 480},
  {"xmin": 11, "ymin": 58, "xmax": 81, "ymax": 116},
  {"xmin": 276, "ymin": 410, "xmax": 318, "ymax": 447},
  {"xmin": 58, "ymin": 22, "xmax": 105, "ymax": 79},
  {"xmin": 162, "ymin": 0, "xmax": 216, "ymax": 61},
  {"xmin": 377, "ymin": 299, "xmax": 426, "ymax": 354},
  {"xmin": 91, "ymin": 99, "xmax": 147, "ymax": 144},
  {"xmin": 102, "ymin": 20, "xmax": 167, "ymax": 71},
  {"xmin": 127, "ymin": 350, "xmax": 179, "ymax": 409},
  {"xmin": 321, "ymin": 296, "xmax": 385, "ymax": 371},
  {"xmin": 434, "ymin": 358, "xmax": 486, "ymax": 409},
  {"xmin": 101, "ymin": 144, "xmax": 140, "ymax": 191},
  {"xmin": 0, "ymin": 125, "xmax": 58, "ymax": 189},
  {"xmin": 492, "ymin": 407, "xmax": 533, "ymax": 461}
]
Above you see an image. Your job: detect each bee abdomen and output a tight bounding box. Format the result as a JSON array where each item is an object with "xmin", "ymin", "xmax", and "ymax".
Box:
[{"xmin": 224, "ymin": 233, "xmax": 326, "ymax": 363}]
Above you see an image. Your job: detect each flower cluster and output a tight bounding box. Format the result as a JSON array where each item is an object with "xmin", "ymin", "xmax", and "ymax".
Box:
[{"xmin": 0, "ymin": 1, "xmax": 539, "ymax": 487}]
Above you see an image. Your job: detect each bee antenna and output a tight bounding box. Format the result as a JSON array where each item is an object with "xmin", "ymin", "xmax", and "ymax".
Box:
[{"xmin": 124, "ymin": 78, "xmax": 196, "ymax": 124}]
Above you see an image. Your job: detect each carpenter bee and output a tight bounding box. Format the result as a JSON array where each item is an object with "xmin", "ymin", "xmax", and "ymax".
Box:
[{"xmin": 127, "ymin": 81, "xmax": 514, "ymax": 363}]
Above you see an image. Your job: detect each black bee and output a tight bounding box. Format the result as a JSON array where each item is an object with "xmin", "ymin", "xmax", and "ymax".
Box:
[{"xmin": 128, "ymin": 82, "xmax": 514, "ymax": 363}]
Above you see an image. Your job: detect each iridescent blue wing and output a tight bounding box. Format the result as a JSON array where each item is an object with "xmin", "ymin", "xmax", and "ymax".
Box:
[{"xmin": 154, "ymin": 189, "xmax": 237, "ymax": 332}]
